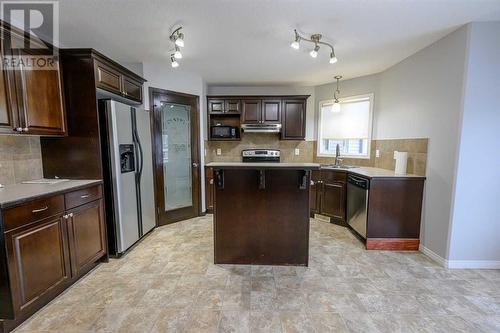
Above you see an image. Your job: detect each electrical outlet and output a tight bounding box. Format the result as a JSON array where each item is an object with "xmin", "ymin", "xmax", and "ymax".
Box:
[
  {"xmin": 216, "ymin": 148, "xmax": 222, "ymax": 156},
  {"xmin": 393, "ymin": 150, "xmax": 398, "ymax": 159},
  {"xmin": 295, "ymin": 148, "xmax": 300, "ymax": 156},
  {"xmin": 375, "ymin": 149, "xmax": 380, "ymax": 158}
]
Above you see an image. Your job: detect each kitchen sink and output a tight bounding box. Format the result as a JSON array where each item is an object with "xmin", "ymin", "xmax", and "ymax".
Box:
[{"xmin": 321, "ymin": 164, "xmax": 357, "ymax": 169}]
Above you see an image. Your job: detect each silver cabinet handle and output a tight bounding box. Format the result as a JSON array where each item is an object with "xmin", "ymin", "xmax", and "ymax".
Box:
[
  {"xmin": 63, "ymin": 214, "xmax": 68, "ymax": 219},
  {"xmin": 80, "ymin": 194, "xmax": 90, "ymax": 199},
  {"xmin": 32, "ymin": 206, "xmax": 48, "ymax": 213},
  {"xmin": 310, "ymin": 180, "xmax": 315, "ymax": 186},
  {"xmin": 192, "ymin": 162, "xmax": 198, "ymax": 168},
  {"xmin": 22, "ymin": 127, "xmax": 28, "ymax": 132},
  {"xmin": 69, "ymin": 213, "xmax": 74, "ymax": 218},
  {"xmin": 209, "ymin": 179, "xmax": 214, "ymax": 184},
  {"xmin": 15, "ymin": 127, "xmax": 22, "ymax": 132}
]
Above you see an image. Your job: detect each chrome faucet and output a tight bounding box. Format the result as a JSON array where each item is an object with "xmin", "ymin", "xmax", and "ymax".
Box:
[{"xmin": 334, "ymin": 144, "xmax": 343, "ymax": 166}]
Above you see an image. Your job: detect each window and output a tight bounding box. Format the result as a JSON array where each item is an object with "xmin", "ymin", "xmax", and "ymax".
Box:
[{"xmin": 318, "ymin": 94, "xmax": 374, "ymax": 158}]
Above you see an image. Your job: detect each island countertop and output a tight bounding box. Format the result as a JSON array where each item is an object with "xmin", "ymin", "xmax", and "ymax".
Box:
[
  {"xmin": 0, "ymin": 179, "xmax": 103, "ymax": 208},
  {"xmin": 205, "ymin": 162, "xmax": 320, "ymax": 169}
]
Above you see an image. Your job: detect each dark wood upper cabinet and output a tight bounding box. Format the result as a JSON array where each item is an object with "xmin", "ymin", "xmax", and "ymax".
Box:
[
  {"xmin": 224, "ymin": 100, "xmax": 240, "ymax": 113},
  {"xmin": 208, "ymin": 99, "xmax": 224, "ymax": 114},
  {"xmin": 4, "ymin": 215, "xmax": 71, "ymax": 316},
  {"xmin": 94, "ymin": 57, "xmax": 145, "ymax": 103},
  {"xmin": 281, "ymin": 99, "xmax": 306, "ymax": 140},
  {"xmin": 122, "ymin": 77, "xmax": 143, "ymax": 102},
  {"xmin": 0, "ymin": 23, "xmax": 66, "ymax": 136},
  {"xmin": 94, "ymin": 60, "xmax": 122, "ymax": 94},
  {"xmin": 262, "ymin": 99, "xmax": 281, "ymax": 123},
  {"xmin": 207, "ymin": 95, "xmax": 309, "ymax": 141},
  {"xmin": 241, "ymin": 99, "xmax": 262, "ymax": 123},
  {"xmin": 17, "ymin": 54, "xmax": 66, "ymax": 135}
]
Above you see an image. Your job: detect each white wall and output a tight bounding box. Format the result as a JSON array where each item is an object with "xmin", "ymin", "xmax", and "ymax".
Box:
[
  {"xmin": 448, "ymin": 22, "xmax": 500, "ymax": 265},
  {"xmin": 376, "ymin": 27, "xmax": 469, "ymax": 260},
  {"xmin": 141, "ymin": 63, "xmax": 207, "ymax": 211},
  {"xmin": 207, "ymin": 85, "xmax": 316, "ymax": 140},
  {"xmin": 314, "ymin": 28, "xmax": 469, "ymax": 260}
]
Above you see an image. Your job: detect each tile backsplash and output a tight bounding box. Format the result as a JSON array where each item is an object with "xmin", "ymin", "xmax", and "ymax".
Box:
[
  {"xmin": 206, "ymin": 137, "xmax": 428, "ymax": 176},
  {"xmin": 0, "ymin": 136, "xmax": 43, "ymax": 185}
]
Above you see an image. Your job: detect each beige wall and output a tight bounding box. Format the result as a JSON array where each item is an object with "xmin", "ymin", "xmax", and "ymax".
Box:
[
  {"xmin": 0, "ymin": 136, "xmax": 43, "ymax": 185},
  {"xmin": 206, "ymin": 137, "xmax": 427, "ymax": 176}
]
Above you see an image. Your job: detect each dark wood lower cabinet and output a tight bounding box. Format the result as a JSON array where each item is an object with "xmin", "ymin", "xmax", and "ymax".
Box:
[
  {"xmin": 0, "ymin": 184, "xmax": 106, "ymax": 333},
  {"xmin": 5, "ymin": 215, "xmax": 71, "ymax": 316},
  {"xmin": 205, "ymin": 167, "xmax": 214, "ymax": 214},
  {"xmin": 66, "ymin": 200, "xmax": 106, "ymax": 277},
  {"xmin": 310, "ymin": 169, "xmax": 347, "ymax": 224}
]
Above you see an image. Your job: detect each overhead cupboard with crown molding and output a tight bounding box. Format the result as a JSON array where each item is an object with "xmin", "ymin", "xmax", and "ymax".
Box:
[{"xmin": 207, "ymin": 95, "xmax": 309, "ymax": 141}]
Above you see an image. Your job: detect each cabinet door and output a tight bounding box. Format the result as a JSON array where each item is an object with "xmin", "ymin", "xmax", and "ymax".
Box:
[
  {"xmin": 94, "ymin": 60, "xmax": 122, "ymax": 95},
  {"xmin": 262, "ymin": 99, "xmax": 281, "ymax": 123},
  {"xmin": 241, "ymin": 99, "xmax": 262, "ymax": 123},
  {"xmin": 0, "ymin": 41, "xmax": 20, "ymax": 133},
  {"xmin": 281, "ymin": 99, "xmax": 306, "ymax": 140},
  {"xmin": 205, "ymin": 167, "xmax": 214, "ymax": 213},
  {"xmin": 122, "ymin": 76, "xmax": 143, "ymax": 102},
  {"xmin": 309, "ymin": 170, "xmax": 321, "ymax": 215},
  {"xmin": 208, "ymin": 99, "xmax": 225, "ymax": 114},
  {"xmin": 321, "ymin": 181, "xmax": 346, "ymax": 220},
  {"xmin": 224, "ymin": 100, "xmax": 240, "ymax": 114},
  {"xmin": 66, "ymin": 199, "xmax": 106, "ymax": 276},
  {"xmin": 17, "ymin": 52, "xmax": 66, "ymax": 135},
  {"xmin": 5, "ymin": 215, "xmax": 70, "ymax": 314}
]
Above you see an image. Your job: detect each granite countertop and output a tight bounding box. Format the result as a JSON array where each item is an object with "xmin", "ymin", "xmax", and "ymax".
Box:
[
  {"xmin": 320, "ymin": 165, "xmax": 426, "ymax": 179},
  {"xmin": 205, "ymin": 162, "xmax": 321, "ymax": 169},
  {"xmin": 0, "ymin": 179, "xmax": 103, "ymax": 208}
]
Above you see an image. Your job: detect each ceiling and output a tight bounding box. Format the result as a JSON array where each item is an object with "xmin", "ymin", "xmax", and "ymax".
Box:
[{"xmin": 58, "ymin": 0, "xmax": 500, "ymax": 86}]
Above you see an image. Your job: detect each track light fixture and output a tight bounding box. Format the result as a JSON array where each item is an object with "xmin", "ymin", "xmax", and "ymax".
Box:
[
  {"xmin": 169, "ymin": 26, "xmax": 185, "ymax": 68},
  {"xmin": 290, "ymin": 29, "xmax": 338, "ymax": 64},
  {"xmin": 170, "ymin": 55, "xmax": 179, "ymax": 68}
]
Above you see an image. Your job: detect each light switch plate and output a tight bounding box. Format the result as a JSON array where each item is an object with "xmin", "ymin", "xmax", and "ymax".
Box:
[
  {"xmin": 216, "ymin": 148, "xmax": 222, "ymax": 156},
  {"xmin": 295, "ymin": 148, "xmax": 300, "ymax": 156},
  {"xmin": 393, "ymin": 150, "xmax": 398, "ymax": 159},
  {"xmin": 376, "ymin": 149, "xmax": 380, "ymax": 158}
]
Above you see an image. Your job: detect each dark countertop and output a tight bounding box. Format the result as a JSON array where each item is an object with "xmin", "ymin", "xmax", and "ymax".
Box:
[{"xmin": 0, "ymin": 179, "xmax": 102, "ymax": 208}]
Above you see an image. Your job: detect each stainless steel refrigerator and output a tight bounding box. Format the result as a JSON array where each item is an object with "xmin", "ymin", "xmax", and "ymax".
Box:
[{"xmin": 99, "ymin": 99, "xmax": 156, "ymax": 256}]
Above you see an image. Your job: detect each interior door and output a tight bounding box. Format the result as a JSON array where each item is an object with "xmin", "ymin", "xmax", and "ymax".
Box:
[{"xmin": 151, "ymin": 88, "xmax": 201, "ymax": 225}]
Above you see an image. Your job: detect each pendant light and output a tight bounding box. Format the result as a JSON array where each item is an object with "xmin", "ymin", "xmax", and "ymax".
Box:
[{"xmin": 332, "ymin": 75, "xmax": 342, "ymax": 112}]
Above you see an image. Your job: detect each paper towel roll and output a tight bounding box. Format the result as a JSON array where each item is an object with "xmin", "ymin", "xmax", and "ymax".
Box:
[{"xmin": 394, "ymin": 151, "xmax": 408, "ymax": 175}]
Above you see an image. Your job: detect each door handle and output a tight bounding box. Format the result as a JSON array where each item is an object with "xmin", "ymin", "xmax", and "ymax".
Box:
[{"xmin": 192, "ymin": 162, "xmax": 199, "ymax": 168}]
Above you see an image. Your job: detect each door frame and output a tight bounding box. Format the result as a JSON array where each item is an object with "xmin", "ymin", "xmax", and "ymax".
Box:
[{"xmin": 149, "ymin": 87, "xmax": 201, "ymax": 226}]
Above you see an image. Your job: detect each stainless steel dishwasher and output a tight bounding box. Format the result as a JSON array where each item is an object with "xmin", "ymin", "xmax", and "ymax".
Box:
[{"xmin": 347, "ymin": 174, "xmax": 370, "ymax": 239}]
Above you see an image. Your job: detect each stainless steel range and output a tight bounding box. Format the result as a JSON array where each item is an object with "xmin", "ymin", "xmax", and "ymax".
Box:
[{"xmin": 242, "ymin": 149, "xmax": 280, "ymax": 162}]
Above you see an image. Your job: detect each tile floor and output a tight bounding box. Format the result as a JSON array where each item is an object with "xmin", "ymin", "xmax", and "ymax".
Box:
[{"xmin": 15, "ymin": 215, "xmax": 500, "ymax": 333}]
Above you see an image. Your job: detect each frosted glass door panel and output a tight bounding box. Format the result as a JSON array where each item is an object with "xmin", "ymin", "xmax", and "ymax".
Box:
[{"xmin": 160, "ymin": 102, "xmax": 192, "ymax": 211}]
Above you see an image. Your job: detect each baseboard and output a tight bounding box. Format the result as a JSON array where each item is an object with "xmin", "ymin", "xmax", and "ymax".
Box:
[
  {"xmin": 366, "ymin": 238, "xmax": 419, "ymax": 251},
  {"xmin": 447, "ymin": 260, "xmax": 500, "ymax": 269},
  {"xmin": 419, "ymin": 245, "xmax": 500, "ymax": 269},
  {"xmin": 419, "ymin": 244, "xmax": 447, "ymax": 267}
]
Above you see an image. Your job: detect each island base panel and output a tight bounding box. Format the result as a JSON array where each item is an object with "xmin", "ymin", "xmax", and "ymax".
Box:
[{"xmin": 214, "ymin": 169, "xmax": 310, "ymax": 266}]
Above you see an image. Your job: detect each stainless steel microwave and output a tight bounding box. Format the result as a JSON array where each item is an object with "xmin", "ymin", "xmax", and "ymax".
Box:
[{"xmin": 211, "ymin": 125, "xmax": 239, "ymax": 139}]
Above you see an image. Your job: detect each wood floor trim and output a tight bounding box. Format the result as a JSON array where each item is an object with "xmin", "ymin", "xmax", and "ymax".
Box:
[{"xmin": 366, "ymin": 238, "xmax": 420, "ymax": 251}]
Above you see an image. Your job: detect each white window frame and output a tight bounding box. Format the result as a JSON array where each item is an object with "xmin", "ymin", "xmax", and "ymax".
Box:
[{"xmin": 317, "ymin": 93, "xmax": 374, "ymax": 159}]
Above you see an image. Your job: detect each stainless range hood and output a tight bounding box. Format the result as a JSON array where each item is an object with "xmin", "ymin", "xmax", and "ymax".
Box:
[{"xmin": 241, "ymin": 123, "xmax": 282, "ymax": 133}]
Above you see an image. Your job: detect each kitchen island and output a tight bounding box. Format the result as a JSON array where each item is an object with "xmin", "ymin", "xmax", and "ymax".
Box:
[{"xmin": 206, "ymin": 162, "xmax": 320, "ymax": 266}]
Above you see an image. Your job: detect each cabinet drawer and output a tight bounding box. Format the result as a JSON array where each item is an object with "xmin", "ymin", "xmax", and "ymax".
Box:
[
  {"xmin": 321, "ymin": 170, "xmax": 347, "ymax": 183},
  {"xmin": 3, "ymin": 195, "xmax": 65, "ymax": 232},
  {"xmin": 123, "ymin": 77, "xmax": 142, "ymax": 102},
  {"xmin": 94, "ymin": 60, "xmax": 122, "ymax": 94},
  {"xmin": 64, "ymin": 185, "xmax": 102, "ymax": 210}
]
